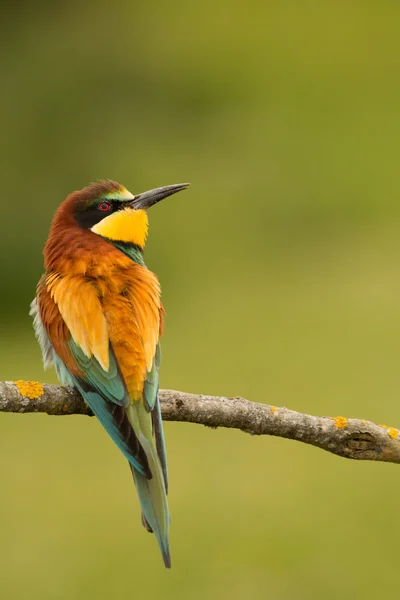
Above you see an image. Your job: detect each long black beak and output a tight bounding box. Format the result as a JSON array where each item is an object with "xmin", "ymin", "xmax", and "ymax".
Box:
[{"xmin": 130, "ymin": 183, "xmax": 190, "ymax": 210}]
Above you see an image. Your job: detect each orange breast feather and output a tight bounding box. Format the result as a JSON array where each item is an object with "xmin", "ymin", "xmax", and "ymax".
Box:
[
  {"xmin": 101, "ymin": 262, "xmax": 163, "ymax": 400},
  {"xmin": 37, "ymin": 279, "xmax": 80, "ymax": 375},
  {"xmin": 39, "ymin": 245, "xmax": 163, "ymax": 401},
  {"xmin": 46, "ymin": 273, "xmax": 109, "ymax": 371}
]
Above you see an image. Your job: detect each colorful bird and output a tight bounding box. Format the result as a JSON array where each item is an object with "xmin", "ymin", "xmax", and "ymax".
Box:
[{"xmin": 30, "ymin": 179, "xmax": 189, "ymax": 568}]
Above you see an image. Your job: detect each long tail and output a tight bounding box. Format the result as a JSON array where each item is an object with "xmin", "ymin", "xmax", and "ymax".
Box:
[{"xmin": 127, "ymin": 404, "xmax": 171, "ymax": 568}]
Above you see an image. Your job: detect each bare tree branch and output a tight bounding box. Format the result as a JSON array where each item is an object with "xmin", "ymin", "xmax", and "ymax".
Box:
[{"xmin": 1, "ymin": 380, "xmax": 400, "ymax": 464}]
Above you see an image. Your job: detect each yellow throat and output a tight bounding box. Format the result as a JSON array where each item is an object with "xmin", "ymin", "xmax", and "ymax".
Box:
[{"xmin": 91, "ymin": 208, "xmax": 149, "ymax": 247}]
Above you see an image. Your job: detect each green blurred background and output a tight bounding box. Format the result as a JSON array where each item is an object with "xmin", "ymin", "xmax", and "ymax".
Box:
[{"xmin": 1, "ymin": 1, "xmax": 400, "ymax": 598}]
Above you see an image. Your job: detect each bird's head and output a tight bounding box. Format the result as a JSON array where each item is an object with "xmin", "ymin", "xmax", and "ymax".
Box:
[{"xmin": 70, "ymin": 179, "xmax": 189, "ymax": 248}]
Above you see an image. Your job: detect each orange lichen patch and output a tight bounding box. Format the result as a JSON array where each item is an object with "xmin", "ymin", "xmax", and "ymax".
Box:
[
  {"xmin": 270, "ymin": 406, "xmax": 277, "ymax": 414},
  {"xmin": 379, "ymin": 424, "xmax": 399, "ymax": 439},
  {"xmin": 388, "ymin": 427, "xmax": 399, "ymax": 440},
  {"xmin": 334, "ymin": 416, "xmax": 347, "ymax": 430},
  {"xmin": 361, "ymin": 420, "xmax": 367, "ymax": 425},
  {"xmin": 15, "ymin": 380, "xmax": 44, "ymax": 399}
]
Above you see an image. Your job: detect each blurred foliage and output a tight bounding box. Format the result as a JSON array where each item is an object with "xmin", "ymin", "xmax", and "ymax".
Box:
[{"xmin": 1, "ymin": 1, "xmax": 400, "ymax": 598}]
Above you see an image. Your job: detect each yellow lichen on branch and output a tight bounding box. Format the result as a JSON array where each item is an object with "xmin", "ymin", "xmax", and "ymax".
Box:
[
  {"xmin": 15, "ymin": 380, "xmax": 44, "ymax": 400},
  {"xmin": 334, "ymin": 416, "xmax": 347, "ymax": 430},
  {"xmin": 388, "ymin": 428, "xmax": 399, "ymax": 440},
  {"xmin": 380, "ymin": 424, "xmax": 399, "ymax": 440},
  {"xmin": 2, "ymin": 382, "xmax": 400, "ymax": 465}
]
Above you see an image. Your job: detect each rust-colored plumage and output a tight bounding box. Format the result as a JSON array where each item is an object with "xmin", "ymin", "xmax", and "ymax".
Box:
[{"xmin": 40, "ymin": 202, "xmax": 164, "ymax": 397}]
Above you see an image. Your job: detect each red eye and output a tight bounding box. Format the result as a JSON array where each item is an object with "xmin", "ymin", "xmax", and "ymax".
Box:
[{"xmin": 98, "ymin": 201, "xmax": 111, "ymax": 211}]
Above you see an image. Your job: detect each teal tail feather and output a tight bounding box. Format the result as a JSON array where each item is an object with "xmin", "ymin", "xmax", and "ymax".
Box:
[{"xmin": 128, "ymin": 405, "xmax": 171, "ymax": 568}]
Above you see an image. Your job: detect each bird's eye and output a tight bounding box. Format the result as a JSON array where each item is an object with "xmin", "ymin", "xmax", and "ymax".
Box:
[{"xmin": 98, "ymin": 201, "xmax": 112, "ymax": 211}]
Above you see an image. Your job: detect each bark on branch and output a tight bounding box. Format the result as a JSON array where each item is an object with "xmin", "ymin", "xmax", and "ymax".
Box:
[{"xmin": 1, "ymin": 380, "xmax": 400, "ymax": 464}]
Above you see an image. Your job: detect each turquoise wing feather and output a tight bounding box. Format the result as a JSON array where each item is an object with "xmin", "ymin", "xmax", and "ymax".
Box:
[
  {"xmin": 70, "ymin": 340, "xmax": 127, "ymax": 405},
  {"xmin": 68, "ymin": 339, "xmax": 151, "ymax": 478},
  {"xmin": 39, "ymin": 308, "xmax": 151, "ymax": 479}
]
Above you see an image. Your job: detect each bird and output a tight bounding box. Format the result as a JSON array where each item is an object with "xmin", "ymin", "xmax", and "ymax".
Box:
[{"xmin": 30, "ymin": 179, "xmax": 189, "ymax": 568}]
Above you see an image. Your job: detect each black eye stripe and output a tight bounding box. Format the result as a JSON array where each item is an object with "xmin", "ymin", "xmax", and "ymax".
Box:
[
  {"xmin": 106, "ymin": 200, "xmax": 125, "ymax": 211},
  {"xmin": 75, "ymin": 199, "xmax": 126, "ymax": 229}
]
